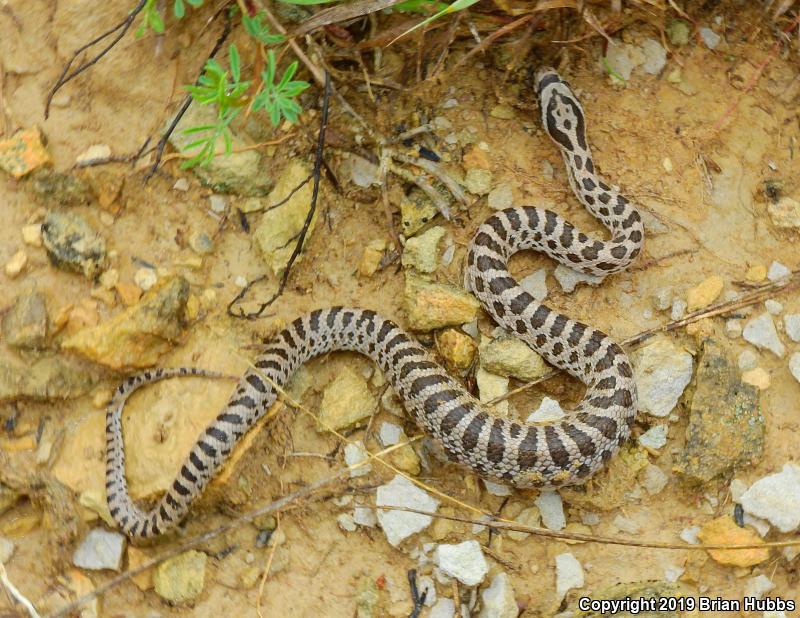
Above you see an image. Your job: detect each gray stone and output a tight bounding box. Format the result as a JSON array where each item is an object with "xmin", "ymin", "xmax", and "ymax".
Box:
[
  {"xmin": 430, "ymin": 598, "xmax": 456, "ymax": 618},
  {"xmin": 784, "ymin": 314, "xmax": 800, "ymax": 342},
  {"xmin": 671, "ymin": 298, "xmax": 687, "ymax": 320},
  {"xmin": 554, "ymin": 264, "xmax": 603, "ymax": 293},
  {"xmin": 487, "ymin": 183, "xmax": 514, "ymax": 211},
  {"xmin": 555, "ymin": 553, "xmax": 584, "ymax": 601},
  {"xmin": 344, "ymin": 441, "xmax": 371, "ymax": 478},
  {"xmin": 526, "ymin": 397, "xmax": 565, "ymax": 423},
  {"xmin": 632, "ymin": 337, "xmax": 693, "ymax": 418},
  {"xmin": 520, "ymin": 268, "xmax": 547, "ymax": 301},
  {"xmin": 479, "ymin": 572, "xmax": 517, "ymax": 618},
  {"xmin": 791, "ymin": 353, "xmax": 800, "ymax": 385},
  {"xmin": 535, "ymin": 490, "xmax": 565, "ymax": 531},
  {"xmin": 652, "ymin": 287, "xmax": 672, "ymax": 311},
  {"xmin": 640, "ymin": 464, "xmax": 668, "ymax": 495},
  {"xmin": 743, "ymin": 313, "xmax": 785, "ymax": 357},
  {"xmin": 737, "ymin": 349, "xmax": 758, "ymax": 371},
  {"xmin": 434, "ymin": 540, "xmax": 488, "ymax": 586},
  {"xmin": 188, "ymin": 231, "xmax": 214, "ymax": 255},
  {"xmin": 1, "ymin": 291, "xmax": 47, "ymax": 349},
  {"xmin": 640, "ymin": 38, "xmax": 667, "ymax": 75},
  {"xmin": 767, "ymin": 260, "xmax": 791, "ymax": 281},
  {"xmin": 604, "ymin": 41, "xmax": 644, "ymax": 81},
  {"xmin": 638, "ymin": 424, "xmax": 668, "ymax": 450},
  {"xmin": 378, "ymin": 422, "xmax": 402, "ymax": 447},
  {"xmin": 72, "ymin": 528, "xmax": 126, "ymax": 571},
  {"xmin": 699, "ymin": 27, "xmax": 721, "ymax": 49},
  {"xmin": 765, "ymin": 299, "xmax": 783, "ymax": 315},
  {"xmin": 376, "ymin": 475, "xmax": 438, "ymax": 546},
  {"xmin": 740, "ymin": 464, "xmax": 800, "ymax": 532},
  {"xmin": 41, "ymin": 211, "xmax": 107, "ymax": 278}
]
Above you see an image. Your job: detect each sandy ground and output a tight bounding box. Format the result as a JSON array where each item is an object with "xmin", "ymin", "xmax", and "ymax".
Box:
[{"xmin": 1, "ymin": 1, "xmax": 799, "ymax": 616}]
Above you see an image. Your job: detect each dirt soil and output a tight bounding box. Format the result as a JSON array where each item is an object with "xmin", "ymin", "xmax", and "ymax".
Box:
[{"xmin": 1, "ymin": 1, "xmax": 799, "ymax": 617}]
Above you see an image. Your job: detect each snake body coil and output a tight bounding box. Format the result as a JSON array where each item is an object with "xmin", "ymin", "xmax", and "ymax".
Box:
[{"xmin": 107, "ymin": 70, "xmax": 643, "ymax": 539}]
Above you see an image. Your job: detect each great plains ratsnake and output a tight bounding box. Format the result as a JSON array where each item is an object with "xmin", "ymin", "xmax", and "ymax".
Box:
[{"xmin": 106, "ymin": 69, "xmax": 643, "ymax": 539}]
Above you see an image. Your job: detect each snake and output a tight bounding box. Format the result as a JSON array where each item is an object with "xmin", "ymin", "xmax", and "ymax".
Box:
[{"xmin": 106, "ymin": 69, "xmax": 643, "ymax": 539}]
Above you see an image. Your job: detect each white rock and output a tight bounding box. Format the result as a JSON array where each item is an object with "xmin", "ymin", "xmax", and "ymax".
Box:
[
  {"xmin": 173, "ymin": 178, "xmax": 190, "ymax": 192},
  {"xmin": 376, "ymin": 475, "xmax": 439, "ymax": 546},
  {"xmin": 479, "ymin": 572, "xmax": 517, "ymax": 618},
  {"xmin": 483, "ymin": 479, "xmax": 512, "ymax": 497},
  {"xmin": 744, "ymin": 574, "xmax": 775, "ymax": 599},
  {"xmin": 337, "ymin": 513, "xmax": 357, "ymax": 532},
  {"xmin": 520, "ymin": 269, "xmax": 547, "ymax": 301},
  {"xmin": 663, "ymin": 564, "xmax": 684, "ymax": 583},
  {"xmin": 765, "ymin": 299, "xmax": 783, "ymax": 315},
  {"xmin": 784, "ymin": 314, "xmax": 800, "ymax": 342},
  {"xmin": 738, "ymin": 349, "xmax": 758, "ymax": 371},
  {"xmin": 488, "ymin": 183, "xmax": 514, "ymax": 211},
  {"xmin": 767, "ymin": 261, "xmax": 790, "ymax": 281},
  {"xmin": 699, "ymin": 27, "xmax": 721, "ymax": 49},
  {"xmin": 72, "ymin": 529, "xmax": 126, "ymax": 571},
  {"xmin": 604, "ymin": 41, "xmax": 643, "ymax": 81},
  {"xmin": 743, "ymin": 313, "xmax": 785, "ymax": 357},
  {"xmin": 441, "ymin": 243, "xmax": 456, "ymax": 267},
  {"xmin": 791, "ymin": 353, "xmax": 800, "ymax": 384},
  {"xmin": 653, "ymin": 287, "xmax": 672, "ymax": 311},
  {"xmin": 730, "ymin": 478, "xmax": 748, "ymax": 502},
  {"xmin": 632, "ymin": 337, "xmax": 693, "ymax": 417},
  {"xmin": 725, "ymin": 319, "xmax": 742, "ymax": 338},
  {"xmin": 418, "ymin": 575, "xmax": 437, "ymax": 606},
  {"xmin": 612, "ymin": 514, "xmax": 640, "ymax": 534},
  {"xmin": 555, "ymin": 553, "xmax": 584, "ymax": 601},
  {"xmin": 434, "ymin": 540, "xmax": 488, "ymax": 586},
  {"xmin": 0, "ymin": 537, "xmax": 14, "ymax": 563},
  {"xmin": 353, "ymin": 504, "xmax": 377, "ymax": 528},
  {"xmin": 348, "ymin": 155, "xmax": 380, "ymax": 188},
  {"xmin": 554, "ymin": 265, "xmax": 603, "ymax": 293},
  {"xmin": 743, "ymin": 513, "xmax": 770, "ymax": 537},
  {"xmin": 535, "ymin": 491, "xmax": 565, "ymax": 531},
  {"xmin": 209, "ymin": 194, "xmax": 227, "ymax": 213},
  {"xmin": 76, "ymin": 143, "xmax": 111, "ymax": 165},
  {"xmin": 671, "ymin": 298, "xmax": 687, "ymax": 320},
  {"xmin": 640, "ymin": 38, "xmax": 667, "ymax": 74},
  {"xmin": 234, "ymin": 275, "xmax": 248, "ymax": 288},
  {"xmin": 134, "ymin": 267, "xmax": 157, "ymax": 291},
  {"xmin": 739, "ymin": 463, "xmax": 800, "ymax": 532},
  {"xmin": 640, "ymin": 464, "xmax": 668, "ymax": 495},
  {"xmin": 526, "ymin": 397, "xmax": 566, "ymax": 423},
  {"xmin": 379, "ymin": 422, "xmax": 402, "ymax": 447},
  {"xmin": 679, "ymin": 525, "xmax": 701, "ymax": 545},
  {"xmin": 580, "ymin": 511, "xmax": 600, "ymax": 526},
  {"xmin": 430, "ymin": 598, "xmax": 456, "ymax": 618},
  {"xmin": 638, "ymin": 424, "xmax": 668, "ymax": 450},
  {"xmin": 344, "ymin": 441, "xmax": 372, "ymax": 478},
  {"xmin": 462, "ymin": 319, "xmax": 480, "ymax": 339}
]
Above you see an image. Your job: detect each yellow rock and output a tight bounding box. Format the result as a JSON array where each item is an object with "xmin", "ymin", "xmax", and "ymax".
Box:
[
  {"xmin": 62, "ymin": 277, "xmax": 189, "ymax": 369},
  {"xmin": 318, "ymin": 365, "xmax": 377, "ymax": 431},
  {"xmin": 476, "ymin": 367, "xmax": 509, "ymax": 416},
  {"xmin": 400, "ymin": 194, "xmax": 438, "ymax": 237},
  {"xmin": 387, "ymin": 440, "xmax": 421, "ymax": 476},
  {"xmin": 22, "ymin": 224, "xmax": 43, "ymax": 247},
  {"xmin": 687, "ymin": 275, "xmax": 724, "ymax": 311},
  {"xmin": 254, "ymin": 160, "xmax": 317, "ymax": 276},
  {"xmin": 4, "ymin": 250, "xmax": 27, "ymax": 278},
  {"xmin": 697, "ymin": 516, "xmax": 769, "ymax": 567},
  {"xmin": 404, "ymin": 273, "xmax": 480, "ymax": 331},
  {"xmin": 463, "ymin": 144, "xmax": 491, "ymax": 170},
  {"xmin": 114, "ymin": 282, "xmax": 142, "ymax": 306},
  {"xmin": 686, "ymin": 317, "xmax": 715, "ymax": 340},
  {"xmin": 154, "ymin": 550, "xmax": 207, "ymax": 604},
  {"xmin": 402, "ymin": 226, "xmax": 445, "ymax": 273},
  {"xmin": 127, "ymin": 546, "xmax": 154, "ymax": 590},
  {"xmin": 480, "ymin": 336, "xmax": 548, "ymax": 381},
  {"xmin": 0, "ymin": 127, "xmax": 51, "ymax": 178},
  {"xmin": 741, "ymin": 367, "xmax": 770, "ymax": 390},
  {"xmin": 359, "ymin": 239, "xmax": 387, "ymax": 277},
  {"xmin": 436, "ymin": 329, "xmax": 477, "ymax": 370},
  {"xmin": 745, "ymin": 264, "xmax": 767, "ymax": 282}
]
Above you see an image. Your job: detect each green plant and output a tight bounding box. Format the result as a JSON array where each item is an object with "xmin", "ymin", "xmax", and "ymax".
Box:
[{"xmin": 251, "ymin": 50, "xmax": 310, "ymax": 126}]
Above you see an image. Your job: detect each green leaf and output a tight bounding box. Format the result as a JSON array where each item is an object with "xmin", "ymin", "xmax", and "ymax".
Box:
[
  {"xmin": 229, "ymin": 44, "xmax": 241, "ymax": 82},
  {"xmin": 174, "ymin": 0, "xmax": 185, "ymax": 18}
]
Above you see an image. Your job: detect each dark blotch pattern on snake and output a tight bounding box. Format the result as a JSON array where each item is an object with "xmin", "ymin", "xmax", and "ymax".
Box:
[{"xmin": 106, "ymin": 69, "xmax": 643, "ymax": 539}]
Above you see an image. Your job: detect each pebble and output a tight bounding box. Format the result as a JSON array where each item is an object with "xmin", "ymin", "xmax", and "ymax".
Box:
[
  {"xmin": 663, "ymin": 564, "xmax": 685, "ymax": 583},
  {"xmin": 436, "ymin": 328, "xmax": 478, "ymax": 370},
  {"xmin": 379, "ymin": 422, "xmax": 403, "ymax": 447},
  {"xmin": 554, "ymin": 264, "xmax": 603, "ymax": 293},
  {"xmin": 405, "ymin": 274, "xmax": 480, "ymax": 331},
  {"xmin": 687, "ymin": 275, "xmax": 723, "ymax": 311},
  {"xmin": 188, "ymin": 231, "xmax": 214, "ymax": 255},
  {"xmin": 72, "ymin": 528, "xmax": 126, "ymax": 571},
  {"xmin": 555, "ymin": 553, "xmax": 584, "ymax": 601},
  {"xmin": 747, "ymin": 264, "xmax": 767, "ymax": 281},
  {"xmin": 434, "ymin": 540, "xmax": 488, "ymax": 586},
  {"xmin": 1, "ymin": 291, "xmax": 48, "ymax": 349},
  {"xmin": 640, "ymin": 38, "xmax": 667, "ymax": 74},
  {"xmin": 347, "ymin": 154, "xmax": 379, "ymax": 187},
  {"xmin": 344, "ymin": 441, "xmax": 371, "ymax": 478},
  {"xmin": 41, "ymin": 211, "xmax": 107, "ymax": 278},
  {"xmin": 519, "ymin": 268, "xmax": 547, "ymax": 301},
  {"xmin": 679, "ymin": 526, "xmax": 701, "ymax": 545},
  {"xmin": 173, "ymin": 178, "xmax": 189, "ymax": 191},
  {"xmin": 464, "ymin": 169, "xmax": 493, "ymax": 195},
  {"xmin": 604, "ymin": 40, "xmax": 644, "ymax": 81},
  {"xmin": 738, "ymin": 349, "xmax": 758, "ymax": 371},
  {"xmin": 638, "ymin": 424, "xmax": 668, "ymax": 450},
  {"xmin": 767, "ymin": 260, "xmax": 791, "ymax": 281},
  {"xmin": 730, "ymin": 478, "xmax": 748, "ymax": 502},
  {"xmin": 76, "ymin": 144, "xmax": 111, "ymax": 165},
  {"xmin": 0, "ymin": 127, "xmax": 51, "ymax": 177},
  {"xmin": 526, "ymin": 397, "xmax": 566, "ymax": 423},
  {"xmin": 153, "ymin": 550, "xmax": 207, "ymax": 604},
  {"xmin": 133, "ymin": 267, "xmax": 157, "ymax": 292},
  {"xmin": 402, "ymin": 226, "xmax": 445, "ymax": 273},
  {"xmin": 4, "ymin": 249, "xmax": 28, "ymax": 278},
  {"xmin": 744, "ymin": 574, "xmax": 775, "ymax": 599},
  {"xmin": 21, "ymin": 224, "xmax": 42, "ymax": 247},
  {"xmin": 697, "ymin": 516, "xmax": 768, "ymax": 567},
  {"xmin": 441, "ymin": 242, "xmax": 455, "ymax": 267},
  {"xmin": 359, "ymin": 239, "xmax": 387, "ymax": 277},
  {"xmin": 476, "ymin": 367, "xmax": 509, "ymax": 415},
  {"xmin": 725, "ymin": 319, "xmax": 742, "ymax": 338},
  {"xmin": 417, "ymin": 575, "xmax": 436, "ymax": 607},
  {"xmin": 765, "ymin": 299, "xmax": 783, "ymax": 315},
  {"xmin": 430, "ymin": 598, "xmax": 456, "ymax": 618},
  {"xmin": 318, "ymin": 366, "xmax": 377, "ymax": 431},
  {"xmin": 478, "ymin": 572, "xmax": 517, "ymax": 618},
  {"xmin": 483, "ymin": 479, "xmax": 512, "ymax": 497},
  {"xmin": 487, "ymin": 183, "xmax": 514, "ymax": 210},
  {"xmin": 739, "ymin": 463, "xmax": 800, "ymax": 532},
  {"xmin": 632, "ymin": 337, "xmax": 693, "ymax": 417},
  {"xmin": 784, "ymin": 314, "xmax": 800, "ymax": 342},
  {"xmin": 666, "ymin": 18, "xmax": 690, "ymax": 45},
  {"xmin": 209, "ymin": 194, "xmax": 227, "ymax": 213},
  {"xmin": 353, "ymin": 504, "xmax": 377, "ymax": 528},
  {"xmin": 652, "ymin": 287, "xmax": 672, "ymax": 311},
  {"xmin": 699, "ymin": 27, "xmax": 721, "ymax": 49},
  {"xmin": 790, "ymin": 353, "xmax": 800, "ymax": 384},
  {"xmin": 742, "ymin": 367, "xmax": 770, "ymax": 390},
  {"xmin": 376, "ymin": 474, "xmax": 439, "ymax": 546},
  {"xmin": 401, "ymin": 194, "xmax": 439, "ymax": 236},
  {"xmin": 743, "ymin": 513, "xmax": 770, "ymax": 537},
  {"xmin": 337, "ymin": 513, "xmax": 357, "ymax": 532},
  {"xmin": 767, "ymin": 196, "xmax": 800, "ymax": 229},
  {"xmin": 480, "ymin": 336, "xmax": 548, "ymax": 382},
  {"xmin": 743, "ymin": 313, "xmax": 785, "ymax": 357},
  {"xmin": 535, "ymin": 490, "xmax": 566, "ymax": 531},
  {"xmin": 670, "ymin": 298, "xmax": 687, "ymax": 320},
  {"xmin": 640, "ymin": 464, "xmax": 668, "ymax": 495}
]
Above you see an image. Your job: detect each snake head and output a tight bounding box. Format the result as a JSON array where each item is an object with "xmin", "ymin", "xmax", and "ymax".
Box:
[{"xmin": 534, "ymin": 69, "xmax": 587, "ymax": 154}]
